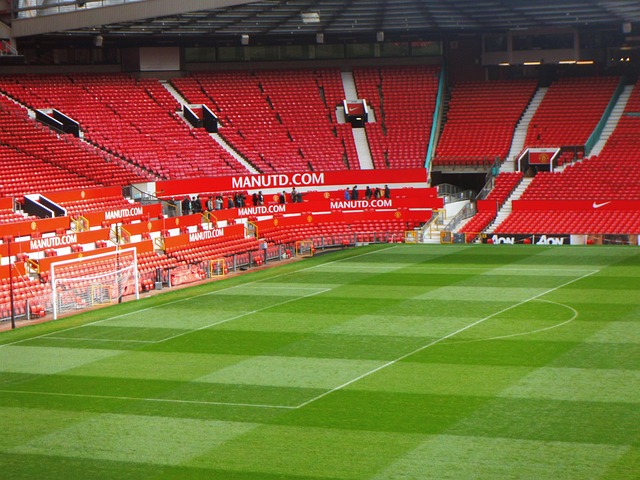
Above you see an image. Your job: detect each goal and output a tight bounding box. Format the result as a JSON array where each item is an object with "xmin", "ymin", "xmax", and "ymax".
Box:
[
  {"xmin": 295, "ymin": 240, "xmax": 315, "ymax": 257},
  {"xmin": 51, "ymin": 248, "xmax": 139, "ymax": 319}
]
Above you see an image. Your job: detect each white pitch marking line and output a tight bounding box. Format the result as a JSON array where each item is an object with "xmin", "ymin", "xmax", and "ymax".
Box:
[
  {"xmin": 294, "ymin": 269, "xmax": 599, "ymax": 409},
  {"xmin": 0, "ymin": 245, "xmax": 398, "ymax": 349},
  {"xmin": 0, "ymin": 389, "xmax": 298, "ymax": 410},
  {"xmin": 155, "ymin": 287, "xmax": 332, "ymax": 344},
  {"xmin": 38, "ymin": 337, "xmax": 156, "ymax": 344},
  {"xmin": 445, "ymin": 299, "xmax": 579, "ymax": 344}
]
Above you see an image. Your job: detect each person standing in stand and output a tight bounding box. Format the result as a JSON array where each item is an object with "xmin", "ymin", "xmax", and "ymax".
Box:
[
  {"xmin": 352, "ymin": 185, "xmax": 359, "ymax": 200},
  {"xmin": 181, "ymin": 195, "xmax": 191, "ymax": 215},
  {"xmin": 384, "ymin": 184, "xmax": 391, "ymax": 199},
  {"xmin": 365, "ymin": 186, "xmax": 372, "ymax": 200},
  {"xmin": 344, "ymin": 188, "xmax": 350, "ymax": 201}
]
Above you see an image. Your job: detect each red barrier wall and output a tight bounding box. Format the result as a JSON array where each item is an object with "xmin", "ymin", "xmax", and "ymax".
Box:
[
  {"xmin": 0, "ymin": 197, "xmax": 13, "ymax": 210},
  {"xmin": 43, "ymin": 187, "xmax": 123, "ymax": 203},
  {"xmin": 0, "ymin": 216, "xmax": 70, "ymax": 239},
  {"xmin": 512, "ymin": 200, "xmax": 640, "ymax": 211},
  {"xmin": 476, "ymin": 199, "xmax": 499, "ymax": 213}
]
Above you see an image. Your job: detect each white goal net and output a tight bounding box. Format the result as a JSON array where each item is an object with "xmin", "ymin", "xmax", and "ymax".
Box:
[{"xmin": 51, "ymin": 248, "xmax": 139, "ymax": 319}]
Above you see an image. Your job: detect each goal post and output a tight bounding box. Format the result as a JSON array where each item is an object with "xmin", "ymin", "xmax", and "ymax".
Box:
[{"xmin": 51, "ymin": 248, "xmax": 139, "ymax": 320}]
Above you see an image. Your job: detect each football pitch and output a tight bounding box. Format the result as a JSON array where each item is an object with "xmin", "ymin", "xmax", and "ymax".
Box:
[{"xmin": 0, "ymin": 244, "xmax": 639, "ymax": 479}]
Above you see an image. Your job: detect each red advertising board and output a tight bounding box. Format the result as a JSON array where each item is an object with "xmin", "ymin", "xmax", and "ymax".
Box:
[
  {"xmin": 0, "ymin": 228, "xmax": 111, "ymax": 257},
  {"xmin": 157, "ymin": 168, "xmax": 429, "ymax": 197},
  {"xmin": 163, "ymin": 223, "xmax": 245, "ymax": 249},
  {"xmin": 233, "ymin": 196, "xmax": 442, "ymax": 218},
  {"xmin": 81, "ymin": 203, "xmax": 162, "ymax": 227}
]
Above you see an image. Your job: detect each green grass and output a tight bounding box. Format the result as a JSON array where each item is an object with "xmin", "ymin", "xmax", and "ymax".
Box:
[{"xmin": 0, "ymin": 244, "xmax": 639, "ymax": 479}]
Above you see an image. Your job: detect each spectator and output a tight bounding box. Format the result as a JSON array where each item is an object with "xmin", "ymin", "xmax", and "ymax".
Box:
[
  {"xmin": 215, "ymin": 195, "xmax": 223, "ymax": 210},
  {"xmin": 291, "ymin": 187, "xmax": 298, "ymax": 203},
  {"xmin": 374, "ymin": 187, "xmax": 381, "ymax": 199},
  {"xmin": 279, "ymin": 191, "xmax": 286, "ymax": 204},
  {"xmin": 344, "ymin": 188, "xmax": 350, "ymax": 200},
  {"xmin": 227, "ymin": 196, "xmax": 235, "ymax": 209},
  {"xmin": 384, "ymin": 184, "xmax": 391, "ymax": 199},
  {"xmin": 258, "ymin": 191, "xmax": 264, "ymax": 206},
  {"xmin": 191, "ymin": 195, "xmax": 202, "ymax": 214},
  {"xmin": 365, "ymin": 186, "xmax": 372, "ymax": 200},
  {"xmin": 181, "ymin": 195, "xmax": 191, "ymax": 215},
  {"xmin": 352, "ymin": 185, "xmax": 359, "ymax": 200},
  {"xmin": 252, "ymin": 192, "xmax": 258, "ymax": 206},
  {"xmin": 206, "ymin": 196, "xmax": 214, "ymax": 211}
]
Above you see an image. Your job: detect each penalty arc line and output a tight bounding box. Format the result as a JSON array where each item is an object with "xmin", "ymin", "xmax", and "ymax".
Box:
[
  {"xmin": 445, "ymin": 299, "xmax": 579, "ymax": 345},
  {"xmin": 294, "ymin": 268, "xmax": 599, "ymax": 409}
]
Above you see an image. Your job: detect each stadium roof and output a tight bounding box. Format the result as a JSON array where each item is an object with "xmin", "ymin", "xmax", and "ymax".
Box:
[{"xmin": 11, "ymin": 0, "xmax": 640, "ymax": 41}]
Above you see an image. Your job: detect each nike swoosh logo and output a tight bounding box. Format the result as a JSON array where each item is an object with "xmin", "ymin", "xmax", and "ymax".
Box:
[{"xmin": 592, "ymin": 201, "xmax": 611, "ymax": 209}]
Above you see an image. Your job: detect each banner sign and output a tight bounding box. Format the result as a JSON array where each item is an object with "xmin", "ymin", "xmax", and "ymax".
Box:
[
  {"xmin": 81, "ymin": 203, "xmax": 162, "ymax": 227},
  {"xmin": 528, "ymin": 148, "xmax": 559, "ymax": 165},
  {"xmin": 233, "ymin": 196, "xmax": 443, "ymax": 218},
  {"xmin": 157, "ymin": 168, "xmax": 429, "ymax": 197},
  {"xmin": 481, "ymin": 233, "xmax": 570, "ymax": 245},
  {"xmin": 162, "ymin": 223, "xmax": 245, "ymax": 249}
]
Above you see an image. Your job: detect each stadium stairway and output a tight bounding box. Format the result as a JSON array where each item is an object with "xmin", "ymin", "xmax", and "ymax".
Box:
[
  {"xmin": 588, "ymin": 84, "xmax": 634, "ymax": 158},
  {"xmin": 340, "ymin": 71, "xmax": 358, "ymax": 100},
  {"xmin": 503, "ymin": 87, "xmax": 547, "ymax": 172},
  {"xmin": 352, "ymin": 129, "xmax": 374, "ymax": 169},
  {"xmin": 485, "ymin": 177, "xmax": 533, "ymax": 234},
  {"xmin": 340, "ymin": 70, "xmax": 374, "ymax": 169},
  {"xmin": 159, "ymin": 80, "xmax": 259, "ymax": 174},
  {"xmin": 210, "ymin": 133, "xmax": 260, "ymax": 174}
]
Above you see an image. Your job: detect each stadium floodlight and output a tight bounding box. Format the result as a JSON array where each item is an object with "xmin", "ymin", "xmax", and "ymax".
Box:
[{"xmin": 301, "ymin": 11, "xmax": 320, "ymax": 24}]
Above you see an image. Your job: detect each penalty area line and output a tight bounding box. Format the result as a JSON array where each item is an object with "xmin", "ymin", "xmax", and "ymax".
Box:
[{"xmin": 0, "ymin": 245, "xmax": 398, "ymax": 349}]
